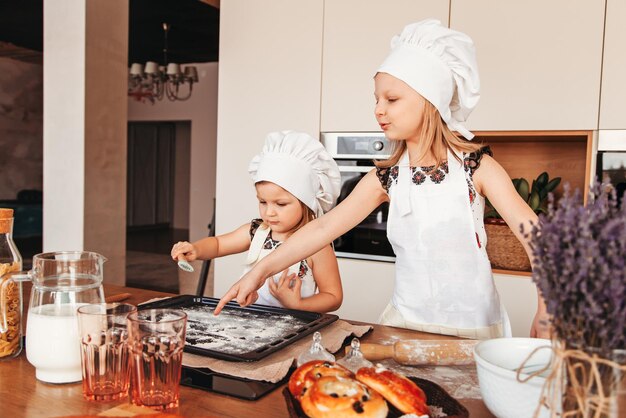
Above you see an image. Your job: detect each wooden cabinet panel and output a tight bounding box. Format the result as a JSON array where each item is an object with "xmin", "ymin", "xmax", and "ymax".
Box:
[
  {"xmin": 600, "ymin": 0, "xmax": 626, "ymax": 129},
  {"xmin": 451, "ymin": 0, "xmax": 605, "ymax": 131},
  {"xmin": 320, "ymin": 0, "xmax": 449, "ymax": 132},
  {"xmin": 476, "ymin": 131, "xmax": 593, "ymax": 198}
]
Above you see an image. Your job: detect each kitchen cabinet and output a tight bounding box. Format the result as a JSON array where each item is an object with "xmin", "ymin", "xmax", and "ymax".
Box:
[
  {"xmin": 215, "ymin": 1, "xmax": 602, "ymax": 324},
  {"xmin": 320, "ymin": 0, "xmax": 449, "ymax": 132},
  {"xmin": 451, "ymin": 0, "xmax": 605, "ymax": 131},
  {"xmin": 334, "ymin": 258, "xmax": 394, "ymax": 324},
  {"xmin": 600, "ymin": 0, "xmax": 626, "ymax": 129},
  {"xmin": 494, "ymin": 273, "xmax": 538, "ymax": 337},
  {"xmin": 480, "ymin": 130, "xmax": 594, "ymax": 336}
]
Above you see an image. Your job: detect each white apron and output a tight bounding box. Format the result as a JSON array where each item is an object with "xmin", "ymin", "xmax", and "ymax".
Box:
[
  {"xmin": 243, "ymin": 223, "xmax": 317, "ymax": 308},
  {"xmin": 381, "ymin": 149, "xmax": 511, "ymax": 339}
]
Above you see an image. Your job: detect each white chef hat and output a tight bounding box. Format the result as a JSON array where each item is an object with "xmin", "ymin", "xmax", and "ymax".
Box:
[
  {"xmin": 377, "ymin": 19, "xmax": 480, "ymax": 140},
  {"xmin": 248, "ymin": 131, "xmax": 341, "ymax": 218}
]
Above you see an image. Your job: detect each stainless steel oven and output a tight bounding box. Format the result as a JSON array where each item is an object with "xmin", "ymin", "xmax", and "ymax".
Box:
[
  {"xmin": 321, "ymin": 132, "xmax": 395, "ymax": 262},
  {"xmin": 597, "ymin": 130, "xmax": 626, "ymax": 207}
]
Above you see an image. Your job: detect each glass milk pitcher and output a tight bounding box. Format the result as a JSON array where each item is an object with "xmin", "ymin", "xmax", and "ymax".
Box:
[{"xmin": 24, "ymin": 251, "xmax": 106, "ymax": 383}]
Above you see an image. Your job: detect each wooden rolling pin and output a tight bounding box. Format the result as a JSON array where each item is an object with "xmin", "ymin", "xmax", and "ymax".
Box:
[
  {"xmin": 104, "ymin": 293, "xmax": 132, "ymax": 303},
  {"xmin": 347, "ymin": 340, "xmax": 478, "ymax": 366}
]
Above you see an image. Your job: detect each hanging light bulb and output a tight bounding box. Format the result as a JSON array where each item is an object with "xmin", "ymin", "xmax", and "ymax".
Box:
[{"xmin": 128, "ymin": 23, "xmax": 199, "ymax": 103}]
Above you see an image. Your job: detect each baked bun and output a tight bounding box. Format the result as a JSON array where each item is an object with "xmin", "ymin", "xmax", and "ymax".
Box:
[
  {"xmin": 356, "ymin": 367, "xmax": 429, "ymax": 416},
  {"xmin": 289, "ymin": 360, "xmax": 353, "ymax": 400},
  {"xmin": 59, "ymin": 415, "xmax": 182, "ymax": 418},
  {"xmin": 300, "ymin": 375, "xmax": 388, "ymax": 418}
]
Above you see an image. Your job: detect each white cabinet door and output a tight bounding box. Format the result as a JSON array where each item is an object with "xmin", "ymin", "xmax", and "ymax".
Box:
[
  {"xmin": 451, "ymin": 0, "xmax": 605, "ymax": 131},
  {"xmin": 214, "ymin": 0, "xmax": 325, "ymax": 298},
  {"xmin": 321, "ymin": 0, "xmax": 450, "ymax": 132},
  {"xmin": 493, "ymin": 273, "xmax": 538, "ymax": 338},
  {"xmin": 600, "ymin": 0, "xmax": 626, "ymax": 129},
  {"xmin": 334, "ymin": 259, "xmax": 395, "ymax": 323}
]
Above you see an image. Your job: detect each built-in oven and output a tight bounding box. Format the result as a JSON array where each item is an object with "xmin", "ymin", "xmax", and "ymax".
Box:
[
  {"xmin": 596, "ymin": 130, "xmax": 626, "ymax": 207},
  {"xmin": 321, "ymin": 133, "xmax": 395, "ymax": 262}
]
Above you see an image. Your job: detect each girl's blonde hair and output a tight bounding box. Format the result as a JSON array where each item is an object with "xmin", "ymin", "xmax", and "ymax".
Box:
[
  {"xmin": 295, "ymin": 201, "xmax": 316, "ymax": 231},
  {"xmin": 374, "ymin": 100, "xmax": 482, "ymax": 170},
  {"xmin": 257, "ymin": 181, "xmax": 316, "ymax": 233}
]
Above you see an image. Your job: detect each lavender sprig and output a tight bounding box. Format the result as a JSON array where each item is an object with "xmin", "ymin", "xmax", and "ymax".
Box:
[{"xmin": 528, "ymin": 183, "xmax": 626, "ymax": 356}]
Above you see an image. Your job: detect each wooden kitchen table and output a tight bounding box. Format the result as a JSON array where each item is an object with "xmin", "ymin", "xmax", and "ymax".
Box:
[{"xmin": 0, "ymin": 284, "xmax": 495, "ymax": 417}]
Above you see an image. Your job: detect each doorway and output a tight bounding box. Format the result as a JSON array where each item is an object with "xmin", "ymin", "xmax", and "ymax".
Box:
[{"xmin": 125, "ymin": 121, "xmax": 191, "ymax": 292}]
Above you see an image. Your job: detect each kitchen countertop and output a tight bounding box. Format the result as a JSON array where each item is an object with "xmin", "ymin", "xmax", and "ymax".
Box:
[{"xmin": 0, "ymin": 283, "xmax": 495, "ymax": 417}]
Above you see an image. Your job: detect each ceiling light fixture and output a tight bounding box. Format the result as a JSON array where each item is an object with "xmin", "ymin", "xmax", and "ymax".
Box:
[{"xmin": 127, "ymin": 23, "xmax": 199, "ymax": 103}]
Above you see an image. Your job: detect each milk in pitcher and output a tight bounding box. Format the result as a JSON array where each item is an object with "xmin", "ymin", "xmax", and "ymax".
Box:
[{"xmin": 26, "ymin": 303, "xmax": 86, "ymax": 383}]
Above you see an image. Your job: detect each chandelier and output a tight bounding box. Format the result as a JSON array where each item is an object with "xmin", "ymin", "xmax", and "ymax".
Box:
[{"xmin": 128, "ymin": 23, "xmax": 199, "ymax": 103}]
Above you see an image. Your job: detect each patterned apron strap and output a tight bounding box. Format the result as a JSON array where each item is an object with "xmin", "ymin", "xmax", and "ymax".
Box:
[
  {"xmin": 245, "ymin": 224, "xmax": 271, "ymax": 265},
  {"xmin": 396, "ymin": 151, "xmax": 412, "ymax": 216}
]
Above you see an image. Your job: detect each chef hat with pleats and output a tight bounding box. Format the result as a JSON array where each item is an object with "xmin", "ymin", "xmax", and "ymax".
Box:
[
  {"xmin": 377, "ymin": 19, "xmax": 480, "ymax": 140},
  {"xmin": 248, "ymin": 131, "xmax": 341, "ymax": 218}
]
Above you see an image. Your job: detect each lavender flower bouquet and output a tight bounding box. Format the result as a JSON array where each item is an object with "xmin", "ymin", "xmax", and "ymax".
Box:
[
  {"xmin": 528, "ymin": 183, "xmax": 625, "ymax": 356},
  {"xmin": 527, "ymin": 184, "xmax": 626, "ymax": 417}
]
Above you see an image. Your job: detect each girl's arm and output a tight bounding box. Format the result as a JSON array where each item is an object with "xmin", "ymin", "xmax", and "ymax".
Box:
[
  {"xmin": 215, "ymin": 170, "xmax": 388, "ymax": 314},
  {"xmin": 171, "ymin": 223, "xmax": 252, "ymax": 262},
  {"xmin": 268, "ymin": 244, "xmax": 343, "ymax": 313},
  {"xmin": 473, "ymin": 155, "xmax": 550, "ymax": 339}
]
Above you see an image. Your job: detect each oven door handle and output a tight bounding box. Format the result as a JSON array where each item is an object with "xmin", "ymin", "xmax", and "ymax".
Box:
[{"xmin": 338, "ymin": 166, "xmax": 375, "ymax": 173}]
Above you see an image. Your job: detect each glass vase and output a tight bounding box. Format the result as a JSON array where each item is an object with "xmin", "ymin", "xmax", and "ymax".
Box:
[
  {"xmin": 561, "ymin": 345, "xmax": 626, "ymax": 418},
  {"xmin": 0, "ymin": 209, "xmax": 23, "ymax": 360}
]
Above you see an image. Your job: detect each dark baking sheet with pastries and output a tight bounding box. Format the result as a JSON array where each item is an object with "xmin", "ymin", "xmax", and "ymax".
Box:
[
  {"xmin": 282, "ymin": 376, "xmax": 469, "ymax": 418},
  {"xmin": 139, "ymin": 295, "xmax": 338, "ymax": 362}
]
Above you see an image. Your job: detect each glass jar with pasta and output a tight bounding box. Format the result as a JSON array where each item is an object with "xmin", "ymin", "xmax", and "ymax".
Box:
[{"xmin": 0, "ymin": 208, "xmax": 23, "ymax": 360}]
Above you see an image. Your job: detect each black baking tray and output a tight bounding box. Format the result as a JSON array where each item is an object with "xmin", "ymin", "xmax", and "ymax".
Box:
[
  {"xmin": 181, "ymin": 365, "xmax": 290, "ymax": 400},
  {"xmin": 139, "ymin": 295, "xmax": 338, "ymax": 362}
]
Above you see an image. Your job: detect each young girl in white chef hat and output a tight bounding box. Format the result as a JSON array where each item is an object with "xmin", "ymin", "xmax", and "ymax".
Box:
[
  {"xmin": 172, "ymin": 130, "xmax": 343, "ymax": 313},
  {"xmin": 216, "ymin": 20, "xmax": 549, "ymax": 339}
]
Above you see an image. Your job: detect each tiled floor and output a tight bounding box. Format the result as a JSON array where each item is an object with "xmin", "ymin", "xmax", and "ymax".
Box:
[
  {"xmin": 126, "ymin": 250, "xmax": 179, "ymax": 293},
  {"xmin": 125, "ymin": 227, "xmax": 188, "ymax": 293},
  {"xmin": 125, "ymin": 227, "xmax": 215, "ymax": 297}
]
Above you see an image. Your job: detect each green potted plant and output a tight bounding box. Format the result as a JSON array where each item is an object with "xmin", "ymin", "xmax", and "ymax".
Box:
[{"xmin": 484, "ymin": 172, "xmax": 561, "ymax": 272}]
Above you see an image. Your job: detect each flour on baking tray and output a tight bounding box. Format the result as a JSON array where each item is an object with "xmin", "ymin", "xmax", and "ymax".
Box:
[{"xmin": 183, "ymin": 304, "xmax": 308, "ymax": 354}]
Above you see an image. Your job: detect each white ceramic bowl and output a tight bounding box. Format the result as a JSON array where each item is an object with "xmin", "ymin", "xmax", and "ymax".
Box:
[{"xmin": 474, "ymin": 337, "xmax": 555, "ymax": 418}]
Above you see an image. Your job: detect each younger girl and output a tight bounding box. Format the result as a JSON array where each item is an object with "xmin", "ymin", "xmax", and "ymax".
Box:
[
  {"xmin": 171, "ymin": 131, "xmax": 343, "ymax": 313},
  {"xmin": 216, "ymin": 20, "xmax": 550, "ymax": 339}
]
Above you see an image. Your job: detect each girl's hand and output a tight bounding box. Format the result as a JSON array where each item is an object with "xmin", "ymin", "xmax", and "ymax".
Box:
[
  {"xmin": 171, "ymin": 241, "xmax": 198, "ymax": 262},
  {"xmin": 268, "ymin": 270, "xmax": 302, "ymax": 310},
  {"xmin": 530, "ymin": 290, "xmax": 550, "ymax": 339},
  {"xmin": 530, "ymin": 311, "xmax": 551, "ymax": 339},
  {"xmin": 215, "ymin": 271, "xmax": 265, "ymax": 315}
]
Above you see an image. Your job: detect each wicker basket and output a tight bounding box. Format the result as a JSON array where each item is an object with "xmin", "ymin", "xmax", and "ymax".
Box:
[{"xmin": 484, "ymin": 219, "xmax": 531, "ymax": 272}]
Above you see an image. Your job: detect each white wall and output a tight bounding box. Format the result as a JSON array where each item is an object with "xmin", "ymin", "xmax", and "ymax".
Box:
[
  {"xmin": 214, "ymin": 0, "xmax": 326, "ymax": 300},
  {"xmin": 173, "ymin": 122, "xmax": 191, "ymax": 230},
  {"xmin": 128, "ymin": 62, "xmax": 218, "ymax": 243}
]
